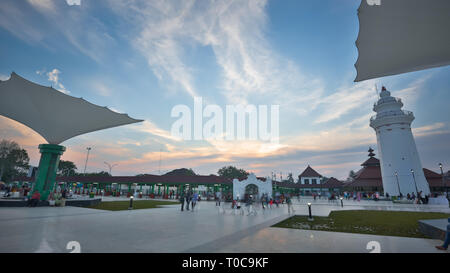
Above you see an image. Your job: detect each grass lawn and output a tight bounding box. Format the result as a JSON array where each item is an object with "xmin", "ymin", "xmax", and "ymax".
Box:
[
  {"xmin": 88, "ymin": 200, "xmax": 179, "ymax": 211},
  {"xmin": 272, "ymin": 210, "xmax": 450, "ymax": 238}
]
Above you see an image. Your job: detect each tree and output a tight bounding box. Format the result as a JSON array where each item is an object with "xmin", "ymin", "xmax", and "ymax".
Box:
[
  {"xmin": 347, "ymin": 170, "xmax": 357, "ymax": 182},
  {"xmin": 286, "ymin": 173, "xmax": 294, "ymax": 183},
  {"xmin": 136, "ymin": 173, "xmax": 152, "ymax": 177},
  {"xmin": 217, "ymin": 166, "xmax": 249, "ymax": 180},
  {"xmin": 58, "ymin": 160, "xmax": 78, "ymax": 176},
  {"xmin": 0, "ymin": 139, "xmax": 30, "ymax": 182},
  {"xmin": 164, "ymin": 168, "xmax": 196, "ymax": 176},
  {"xmin": 75, "ymin": 171, "xmax": 111, "ymax": 177}
]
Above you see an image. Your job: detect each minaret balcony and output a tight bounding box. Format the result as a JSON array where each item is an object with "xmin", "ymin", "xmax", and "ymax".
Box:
[
  {"xmin": 370, "ymin": 110, "xmax": 414, "ymax": 129},
  {"xmin": 373, "ymin": 97, "xmax": 403, "ymax": 112}
]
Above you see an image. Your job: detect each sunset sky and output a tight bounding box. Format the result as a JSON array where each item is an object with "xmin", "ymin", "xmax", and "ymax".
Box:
[{"xmin": 1, "ymin": 0, "xmax": 449, "ymax": 180}]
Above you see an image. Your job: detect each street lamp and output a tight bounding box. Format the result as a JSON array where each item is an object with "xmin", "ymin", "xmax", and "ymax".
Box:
[
  {"xmin": 411, "ymin": 169, "xmax": 418, "ymax": 196},
  {"xmin": 394, "ymin": 171, "xmax": 402, "ymax": 198},
  {"xmin": 104, "ymin": 161, "xmax": 118, "ymax": 176},
  {"xmin": 83, "ymin": 147, "xmax": 92, "ymax": 174},
  {"xmin": 439, "ymin": 163, "xmax": 445, "ymax": 196},
  {"xmin": 129, "ymin": 195, "xmax": 134, "ymax": 210},
  {"xmin": 307, "ymin": 202, "xmax": 313, "ymax": 221}
]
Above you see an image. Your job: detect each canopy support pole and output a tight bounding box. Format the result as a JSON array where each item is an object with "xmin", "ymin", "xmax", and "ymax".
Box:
[{"xmin": 34, "ymin": 144, "xmax": 66, "ymax": 201}]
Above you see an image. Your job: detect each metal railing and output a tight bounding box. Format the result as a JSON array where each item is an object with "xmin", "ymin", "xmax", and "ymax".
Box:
[
  {"xmin": 370, "ymin": 110, "xmax": 413, "ymax": 122},
  {"xmin": 374, "ymin": 97, "xmax": 402, "ymax": 108}
]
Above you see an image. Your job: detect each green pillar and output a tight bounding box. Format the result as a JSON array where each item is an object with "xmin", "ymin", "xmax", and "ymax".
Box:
[{"xmin": 34, "ymin": 144, "xmax": 66, "ymax": 201}]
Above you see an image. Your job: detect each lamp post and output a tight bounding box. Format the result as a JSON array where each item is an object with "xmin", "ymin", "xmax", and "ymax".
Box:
[
  {"xmin": 129, "ymin": 195, "xmax": 134, "ymax": 210},
  {"xmin": 307, "ymin": 202, "xmax": 313, "ymax": 221},
  {"xmin": 104, "ymin": 161, "xmax": 118, "ymax": 176},
  {"xmin": 411, "ymin": 169, "xmax": 418, "ymax": 196},
  {"xmin": 439, "ymin": 163, "xmax": 445, "ymax": 196},
  {"xmin": 394, "ymin": 171, "xmax": 402, "ymax": 198},
  {"xmin": 83, "ymin": 147, "xmax": 91, "ymax": 174}
]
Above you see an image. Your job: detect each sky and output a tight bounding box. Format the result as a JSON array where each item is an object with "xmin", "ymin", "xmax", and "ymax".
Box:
[{"xmin": 1, "ymin": 0, "xmax": 449, "ymax": 180}]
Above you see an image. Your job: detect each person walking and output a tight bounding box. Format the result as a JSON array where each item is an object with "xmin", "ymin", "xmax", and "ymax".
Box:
[
  {"xmin": 215, "ymin": 191, "xmax": 222, "ymax": 206},
  {"xmin": 186, "ymin": 190, "xmax": 192, "ymax": 211},
  {"xmin": 246, "ymin": 195, "xmax": 256, "ymax": 216},
  {"xmin": 436, "ymin": 218, "xmax": 450, "ymax": 251},
  {"xmin": 287, "ymin": 195, "xmax": 295, "ymax": 214},
  {"xmin": 191, "ymin": 191, "xmax": 198, "ymax": 211},
  {"xmin": 180, "ymin": 191, "xmax": 185, "ymax": 211}
]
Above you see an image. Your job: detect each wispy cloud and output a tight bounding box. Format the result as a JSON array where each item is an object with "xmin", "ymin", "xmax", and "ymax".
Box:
[
  {"xmin": 109, "ymin": 0, "xmax": 324, "ymax": 107},
  {"xmin": 0, "ymin": 0, "xmax": 115, "ymax": 63},
  {"xmin": 413, "ymin": 122, "xmax": 450, "ymax": 137},
  {"xmin": 131, "ymin": 120, "xmax": 182, "ymax": 142},
  {"xmin": 27, "ymin": 0, "xmax": 56, "ymax": 13},
  {"xmin": 37, "ymin": 68, "xmax": 70, "ymax": 94},
  {"xmin": 391, "ymin": 73, "xmax": 433, "ymax": 106},
  {"xmin": 313, "ymin": 80, "xmax": 378, "ymax": 124},
  {"xmin": 66, "ymin": 0, "xmax": 81, "ymax": 6},
  {"xmin": 91, "ymin": 82, "xmax": 112, "ymax": 97}
]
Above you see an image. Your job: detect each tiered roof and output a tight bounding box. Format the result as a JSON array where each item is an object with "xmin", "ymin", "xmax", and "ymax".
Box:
[
  {"xmin": 347, "ymin": 148, "xmax": 449, "ymax": 188},
  {"xmin": 298, "ymin": 165, "xmax": 322, "ymax": 178}
]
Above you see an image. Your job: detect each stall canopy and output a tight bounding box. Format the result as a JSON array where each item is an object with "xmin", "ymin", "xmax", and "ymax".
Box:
[
  {"xmin": 0, "ymin": 72, "xmax": 143, "ymax": 144},
  {"xmin": 355, "ymin": 0, "xmax": 450, "ymax": 82}
]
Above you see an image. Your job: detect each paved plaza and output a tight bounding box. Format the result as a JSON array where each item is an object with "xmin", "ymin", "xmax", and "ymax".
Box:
[{"xmin": 0, "ymin": 198, "xmax": 449, "ymax": 253}]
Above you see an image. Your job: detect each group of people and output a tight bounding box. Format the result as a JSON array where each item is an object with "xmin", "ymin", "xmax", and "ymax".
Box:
[
  {"xmin": 27, "ymin": 190, "xmax": 41, "ymax": 207},
  {"xmin": 404, "ymin": 191, "xmax": 430, "ymax": 204},
  {"xmin": 231, "ymin": 195, "xmax": 257, "ymax": 215},
  {"xmin": 179, "ymin": 190, "xmax": 199, "ymax": 211},
  {"xmin": 2, "ymin": 184, "xmax": 31, "ymax": 198}
]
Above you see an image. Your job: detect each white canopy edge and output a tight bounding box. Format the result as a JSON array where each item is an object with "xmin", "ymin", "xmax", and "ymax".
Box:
[
  {"xmin": 355, "ymin": 0, "xmax": 450, "ymax": 82},
  {"xmin": 0, "ymin": 72, "xmax": 143, "ymax": 144}
]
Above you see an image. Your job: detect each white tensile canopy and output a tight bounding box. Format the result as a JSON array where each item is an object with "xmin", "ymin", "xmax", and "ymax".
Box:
[
  {"xmin": 0, "ymin": 72, "xmax": 143, "ymax": 144},
  {"xmin": 355, "ymin": 0, "xmax": 450, "ymax": 82}
]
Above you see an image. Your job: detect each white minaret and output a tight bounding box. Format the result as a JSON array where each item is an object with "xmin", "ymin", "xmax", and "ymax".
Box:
[{"xmin": 370, "ymin": 86, "xmax": 430, "ymax": 196}]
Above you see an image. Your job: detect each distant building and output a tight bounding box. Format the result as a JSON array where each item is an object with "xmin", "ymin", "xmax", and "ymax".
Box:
[
  {"xmin": 298, "ymin": 165, "xmax": 322, "ymax": 185},
  {"xmin": 345, "ymin": 148, "xmax": 448, "ymax": 195}
]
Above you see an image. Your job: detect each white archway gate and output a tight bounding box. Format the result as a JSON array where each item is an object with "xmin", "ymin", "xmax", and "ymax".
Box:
[{"xmin": 233, "ymin": 174, "xmax": 272, "ymax": 200}]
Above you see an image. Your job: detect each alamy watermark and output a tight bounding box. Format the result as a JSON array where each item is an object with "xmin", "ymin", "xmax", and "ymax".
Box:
[
  {"xmin": 66, "ymin": 241, "xmax": 81, "ymax": 253},
  {"xmin": 171, "ymin": 97, "xmax": 279, "ymax": 143}
]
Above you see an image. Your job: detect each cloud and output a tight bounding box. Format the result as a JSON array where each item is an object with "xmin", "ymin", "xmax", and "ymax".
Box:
[
  {"xmin": 38, "ymin": 69, "xmax": 70, "ymax": 94},
  {"xmin": 91, "ymin": 82, "xmax": 112, "ymax": 97},
  {"xmin": 390, "ymin": 73, "xmax": 432, "ymax": 106},
  {"xmin": 312, "ymin": 73, "xmax": 433, "ymax": 124},
  {"xmin": 28, "ymin": 0, "xmax": 56, "ymax": 12},
  {"xmin": 131, "ymin": 120, "xmax": 182, "ymax": 142},
  {"xmin": 413, "ymin": 122, "xmax": 450, "ymax": 137},
  {"xmin": 0, "ymin": 74, "xmax": 10, "ymax": 81},
  {"xmin": 109, "ymin": 0, "xmax": 324, "ymax": 107},
  {"xmin": 313, "ymin": 80, "xmax": 378, "ymax": 124},
  {"xmin": 0, "ymin": 2, "xmax": 46, "ymax": 43},
  {"xmin": 66, "ymin": 0, "xmax": 81, "ymax": 6},
  {"xmin": 1, "ymin": 0, "xmax": 114, "ymax": 63}
]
